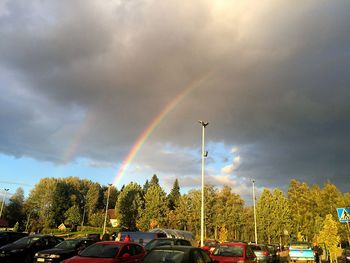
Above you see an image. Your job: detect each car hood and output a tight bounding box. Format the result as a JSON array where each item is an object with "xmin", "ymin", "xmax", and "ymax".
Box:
[
  {"xmin": 65, "ymin": 256, "xmax": 115, "ymax": 262},
  {"xmin": 0, "ymin": 242, "xmax": 29, "ymax": 251},
  {"xmin": 37, "ymin": 248, "xmax": 75, "ymax": 255}
]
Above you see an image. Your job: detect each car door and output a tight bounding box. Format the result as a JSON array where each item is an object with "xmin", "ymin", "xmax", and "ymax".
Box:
[
  {"xmin": 246, "ymin": 245, "xmax": 257, "ymax": 263},
  {"xmin": 118, "ymin": 244, "xmax": 144, "ymax": 262}
]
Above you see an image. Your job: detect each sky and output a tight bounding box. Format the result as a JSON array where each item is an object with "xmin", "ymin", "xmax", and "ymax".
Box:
[{"xmin": 1, "ymin": 0, "xmax": 350, "ymax": 204}]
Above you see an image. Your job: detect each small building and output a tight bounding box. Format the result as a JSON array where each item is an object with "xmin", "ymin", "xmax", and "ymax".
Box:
[
  {"xmin": 58, "ymin": 223, "xmax": 67, "ymax": 231},
  {"xmin": 107, "ymin": 209, "xmax": 119, "ymax": 227}
]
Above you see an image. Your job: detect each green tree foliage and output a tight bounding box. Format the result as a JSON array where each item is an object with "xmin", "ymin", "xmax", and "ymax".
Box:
[
  {"xmin": 319, "ymin": 182, "xmax": 342, "ymax": 218},
  {"xmin": 26, "ymin": 178, "xmax": 58, "ymax": 228},
  {"xmin": 257, "ymin": 189, "xmax": 274, "ymax": 243},
  {"xmin": 149, "ymin": 174, "xmax": 160, "ymax": 187},
  {"xmin": 213, "ymin": 186, "xmax": 244, "ymax": 241},
  {"xmin": 6, "ymin": 187, "xmax": 25, "ymax": 229},
  {"xmin": 64, "ymin": 205, "xmax": 82, "ymax": 228},
  {"xmin": 270, "ymin": 189, "xmax": 291, "ymax": 244},
  {"xmin": 173, "ymin": 194, "xmax": 191, "ymax": 230},
  {"xmin": 4, "ymin": 174, "xmax": 348, "ymax": 246},
  {"xmin": 168, "ymin": 179, "xmax": 181, "ymax": 210},
  {"xmin": 137, "ymin": 184, "xmax": 169, "ymax": 230},
  {"xmin": 115, "ymin": 182, "xmax": 142, "ymax": 231},
  {"xmin": 86, "ymin": 183, "xmax": 101, "ymax": 223},
  {"xmin": 89, "ymin": 210, "xmax": 105, "ymax": 227},
  {"xmin": 287, "ymin": 179, "xmax": 314, "ymax": 241},
  {"xmin": 318, "ymin": 214, "xmax": 341, "ymax": 262}
]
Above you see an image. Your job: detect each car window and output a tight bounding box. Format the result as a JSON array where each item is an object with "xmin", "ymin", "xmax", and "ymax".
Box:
[
  {"xmin": 213, "ymin": 245, "xmax": 243, "ymax": 257},
  {"xmin": 250, "ymin": 245, "xmax": 262, "ymax": 251},
  {"xmin": 179, "ymin": 240, "xmax": 191, "ymax": 246},
  {"xmin": 80, "ymin": 243, "xmax": 120, "ymax": 258},
  {"xmin": 48, "ymin": 237, "xmax": 60, "ymax": 246},
  {"xmin": 142, "ymin": 249, "xmax": 185, "ymax": 263},
  {"xmin": 134, "ymin": 244, "xmax": 144, "ymax": 255},
  {"xmin": 193, "ymin": 249, "xmax": 205, "ymax": 263}
]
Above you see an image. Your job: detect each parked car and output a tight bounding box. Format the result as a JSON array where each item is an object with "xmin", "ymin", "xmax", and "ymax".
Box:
[
  {"xmin": 33, "ymin": 237, "xmax": 96, "ymax": 263},
  {"xmin": 142, "ymin": 245, "xmax": 213, "ymax": 263},
  {"xmin": 144, "ymin": 238, "xmax": 192, "ymax": 253},
  {"xmin": 250, "ymin": 244, "xmax": 270, "ymax": 263},
  {"xmin": 111, "ymin": 231, "xmax": 167, "ymax": 245},
  {"xmin": 267, "ymin": 244, "xmax": 280, "ymax": 263},
  {"xmin": 288, "ymin": 242, "xmax": 314, "ymax": 263},
  {"xmin": 0, "ymin": 231, "xmax": 28, "ymax": 247},
  {"xmin": 0, "ymin": 234, "xmax": 64, "ymax": 263},
  {"xmin": 202, "ymin": 239, "xmax": 220, "ymax": 253},
  {"xmin": 62, "ymin": 241, "xmax": 146, "ymax": 263},
  {"xmin": 211, "ymin": 241, "xmax": 256, "ymax": 263}
]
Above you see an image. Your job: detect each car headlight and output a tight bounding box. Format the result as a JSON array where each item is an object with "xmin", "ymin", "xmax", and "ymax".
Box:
[{"xmin": 49, "ymin": 254, "xmax": 61, "ymax": 258}]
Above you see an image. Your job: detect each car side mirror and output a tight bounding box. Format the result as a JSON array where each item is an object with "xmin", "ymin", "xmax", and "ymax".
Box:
[{"xmin": 122, "ymin": 253, "xmax": 131, "ymax": 258}]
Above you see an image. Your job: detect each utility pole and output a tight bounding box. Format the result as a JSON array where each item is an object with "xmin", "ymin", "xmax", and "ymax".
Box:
[
  {"xmin": 198, "ymin": 120, "xmax": 209, "ymax": 247},
  {"xmin": 0, "ymin": 188, "xmax": 9, "ymax": 218},
  {"xmin": 103, "ymin": 184, "xmax": 112, "ymax": 235},
  {"xmin": 252, "ymin": 180, "xmax": 258, "ymax": 244}
]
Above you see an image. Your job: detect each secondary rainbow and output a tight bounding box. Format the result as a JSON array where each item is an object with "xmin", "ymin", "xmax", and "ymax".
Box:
[{"xmin": 113, "ymin": 75, "xmax": 209, "ymax": 187}]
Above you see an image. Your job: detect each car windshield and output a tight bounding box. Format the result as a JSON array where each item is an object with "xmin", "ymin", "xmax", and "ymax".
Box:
[
  {"xmin": 145, "ymin": 240, "xmax": 173, "ymax": 251},
  {"xmin": 55, "ymin": 240, "xmax": 81, "ymax": 249},
  {"xmin": 143, "ymin": 249, "xmax": 185, "ymax": 263},
  {"xmin": 213, "ymin": 245, "xmax": 243, "ymax": 257},
  {"xmin": 79, "ymin": 243, "xmax": 120, "ymax": 258},
  {"xmin": 13, "ymin": 236, "xmax": 40, "ymax": 246}
]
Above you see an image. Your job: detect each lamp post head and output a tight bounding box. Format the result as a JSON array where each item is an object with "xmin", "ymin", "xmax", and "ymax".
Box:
[{"xmin": 198, "ymin": 120, "xmax": 209, "ymax": 127}]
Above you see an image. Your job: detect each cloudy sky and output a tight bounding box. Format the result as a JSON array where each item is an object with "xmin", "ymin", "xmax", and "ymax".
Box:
[{"xmin": 1, "ymin": 0, "xmax": 350, "ymax": 203}]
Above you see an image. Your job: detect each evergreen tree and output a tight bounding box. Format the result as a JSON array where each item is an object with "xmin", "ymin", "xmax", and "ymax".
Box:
[
  {"xmin": 143, "ymin": 180, "xmax": 150, "ymax": 194},
  {"xmin": 137, "ymin": 184, "xmax": 169, "ymax": 230},
  {"xmin": 115, "ymin": 182, "xmax": 142, "ymax": 231},
  {"xmin": 168, "ymin": 179, "xmax": 181, "ymax": 210},
  {"xmin": 149, "ymin": 174, "xmax": 159, "ymax": 187}
]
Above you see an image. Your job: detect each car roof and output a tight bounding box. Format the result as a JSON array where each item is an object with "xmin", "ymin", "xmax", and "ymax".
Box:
[
  {"xmin": 151, "ymin": 238, "xmax": 188, "ymax": 241},
  {"xmin": 150, "ymin": 245, "xmax": 197, "ymax": 252},
  {"xmin": 95, "ymin": 241, "xmax": 140, "ymax": 245},
  {"xmin": 219, "ymin": 242, "xmax": 247, "ymax": 246}
]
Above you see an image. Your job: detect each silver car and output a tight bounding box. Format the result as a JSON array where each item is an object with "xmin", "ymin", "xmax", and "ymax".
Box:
[{"xmin": 250, "ymin": 244, "xmax": 270, "ymax": 263}]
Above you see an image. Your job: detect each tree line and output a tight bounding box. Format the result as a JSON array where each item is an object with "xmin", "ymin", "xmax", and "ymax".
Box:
[{"xmin": 1, "ymin": 176, "xmax": 349, "ymax": 247}]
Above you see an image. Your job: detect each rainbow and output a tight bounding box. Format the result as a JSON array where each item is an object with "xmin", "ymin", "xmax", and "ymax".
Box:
[{"xmin": 113, "ymin": 75, "xmax": 209, "ymax": 187}]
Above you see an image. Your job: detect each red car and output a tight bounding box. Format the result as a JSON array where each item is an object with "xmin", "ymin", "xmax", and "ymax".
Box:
[
  {"xmin": 210, "ymin": 241, "xmax": 257, "ymax": 263},
  {"xmin": 62, "ymin": 241, "xmax": 145, "ymax": 263},
  {"xmin": 202, "ymin": 239, "xmax": 220, "ymax": 253}
]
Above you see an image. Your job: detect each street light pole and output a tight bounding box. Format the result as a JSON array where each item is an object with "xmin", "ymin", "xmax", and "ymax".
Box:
[
  {"xmin": 0, "ymin": 188, "xmax": 9, "ymax": 218},
  {"xmin": 252, "ymin": 179, "xmax": 258, "ymax": 244},
  {"xmin": 199, "ymin": 120, "xmax": 209, "ymax": 247},
  {"xmin": 103, "ymin": 184, "xmax": 112, "ymax": 235}
]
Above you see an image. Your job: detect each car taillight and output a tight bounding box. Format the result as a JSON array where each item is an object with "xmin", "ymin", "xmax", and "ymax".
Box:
[{"xmin": 262, "ymin": 251, "xmax": 269, "ymax": 256}]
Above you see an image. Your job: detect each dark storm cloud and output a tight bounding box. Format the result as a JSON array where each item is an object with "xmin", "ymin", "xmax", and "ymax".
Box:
[{"xmin": 1, "ymin": 0, "xmax": 350, "ymax": 192}]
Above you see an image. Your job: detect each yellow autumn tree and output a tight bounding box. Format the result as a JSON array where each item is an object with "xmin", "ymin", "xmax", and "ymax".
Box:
[{"xmin": 318, "ymin": 214, "xmax": 341, "ymax": 263}]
